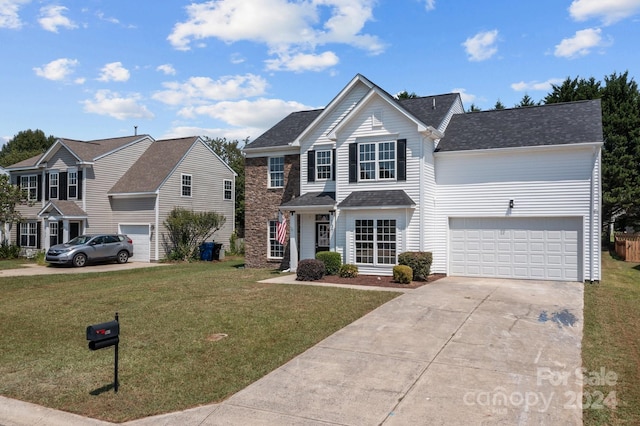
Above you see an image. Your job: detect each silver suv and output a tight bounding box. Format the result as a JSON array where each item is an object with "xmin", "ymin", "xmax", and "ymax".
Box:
[{"xmin": 46, "ymin": 234, "xmax": 134, "ymax": 267}]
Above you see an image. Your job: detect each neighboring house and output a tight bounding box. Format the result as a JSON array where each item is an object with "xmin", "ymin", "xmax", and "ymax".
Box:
[
  {"xmin": 5, "ymin": 135, "xmax": 236, "ymax": 262},
  {"xmin": 0, "ymin": 166, "xmax": 8, "ymax": 176},
  {"xmin": 244, "ymin": 74, "xmax": 603, "ymax": 282}
]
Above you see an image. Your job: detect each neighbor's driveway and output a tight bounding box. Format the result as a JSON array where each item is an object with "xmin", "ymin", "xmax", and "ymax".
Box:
[
  {"xmin": 0, "ymin": 276, "xmax": 584, "ymax": 425},
  {"xmin": 0, "ymin": 262, "xmax": 166, "ymax": 277}
]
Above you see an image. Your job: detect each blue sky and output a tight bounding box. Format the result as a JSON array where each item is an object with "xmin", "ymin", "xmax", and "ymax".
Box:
[{"xmin": 1, "ymin": 0, "xmax": 639, "ymax": 148}]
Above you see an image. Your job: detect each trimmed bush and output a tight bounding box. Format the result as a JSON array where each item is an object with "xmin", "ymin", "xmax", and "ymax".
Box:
[
  {"xmin": 315, "ymin": 251, "xmax": 341, "ymax": 275},
  {"xmin": 393, "ymin": 265, "xmax": 413, "ymax": 284},
  {"xmin": 398, "ymin": 251, "xmax": 432, "ymax": 281},
  {"xmin": 296, "ymin": 259, "xmax": 326, "ymax": 281},
  {"xmin": 0, "ymin": 241, "xmax": 21, "ymax": 260},
  {"xmin": 338, "ymin": 264, "xmax": 359, "ymax": 278}
]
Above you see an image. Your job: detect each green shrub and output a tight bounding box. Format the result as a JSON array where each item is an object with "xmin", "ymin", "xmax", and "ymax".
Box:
[
  {"xmin": 0, "ymin": 241, "xmax": 21, "ymax": 260},
  {"xmin": 315, "ymin": 251, "xmax": 341, "ymax": 275},
  {"xmin": 338, "ymin": 264, "xmax": 359, "ymax": 278},
  {"xmin": 398, "ymin": 251, "xmax": 432, "ymax": 281},
  {"xmin": 393, "ymin": 265, "xmax": 413, "ymax": 284},
  {"xmin": 296, "ymin": 259, "xmax": 326, "ymax": 281}
]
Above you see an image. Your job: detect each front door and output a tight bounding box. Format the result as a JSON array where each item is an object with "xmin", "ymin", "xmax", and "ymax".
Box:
[
  {"xmin": 69, "ymin": 222, "xmax": 80, "ymax": 240},
  {"xmin": 316, "ymin": 222, "xmax": 330, "ymax": 254}
]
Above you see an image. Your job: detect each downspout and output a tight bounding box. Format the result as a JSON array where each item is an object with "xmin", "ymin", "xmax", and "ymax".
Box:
[
  {"xmin": 588, "ymin": 147, "xmax": 597, "ymax": 283},
  {"xmin": 155, "ymin": 192, "xmax": 160, "ymax": 262}
]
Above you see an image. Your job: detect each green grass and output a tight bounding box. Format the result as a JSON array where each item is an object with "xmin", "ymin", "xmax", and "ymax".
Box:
[
  {"xmin": 0, "ymin": 259, "xmax": 400, "ymax": 422},
  {"xmin": 583, "ymin": 251, "xmax": 640, "ymax": 425},
  {"xmin": 0, "ymin": 259, "xmax": 35, "ymax": 270}
]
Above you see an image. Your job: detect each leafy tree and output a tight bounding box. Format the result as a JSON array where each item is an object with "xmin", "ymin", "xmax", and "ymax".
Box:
[
  {"xmin": 0, "ymin": 129, "xmax": 56, "ymax": 167},
  {"xmin": 203, "ymin": 136, "xmax": 246, "ymax": 236},
  {"xmin": 162, "ymin": 207, "xmax": 226, "ymax": 261},
  {"xmin": 468, "ymin": 104, "xmax": 482, "ymax": 112},
  {"xmin": 515, "ymin": 94, "xmax": 537, "ymax": 107},
  {"xmin": 395, "ymin": 90, "xmax": 418, "ymax": 99},
  {"xmin": 0, "ymin": 174, "xmax": 30, "ymax": 243},
  {"xmin": 544, "ymin": 76, "xmax": 601, "ymax": 103},
  {"xmin": 493, "ymin": 100, "xmax": 506, "ymax": 110}
]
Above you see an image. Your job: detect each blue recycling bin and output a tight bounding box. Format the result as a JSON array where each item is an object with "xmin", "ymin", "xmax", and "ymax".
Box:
[{"xmin": 200, "ymin": 242, "xmax": 214, "ymax": 261}]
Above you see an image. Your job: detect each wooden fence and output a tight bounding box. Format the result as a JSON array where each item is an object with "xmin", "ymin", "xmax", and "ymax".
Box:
[{"xmin": 615, "ymin": 233, "xmax": 640, "ymax": 262}]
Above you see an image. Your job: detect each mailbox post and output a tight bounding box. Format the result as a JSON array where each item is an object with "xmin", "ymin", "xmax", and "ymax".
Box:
[{"xmin": 86, "ymin": 313, "xmax": 120, "ymax": 393}]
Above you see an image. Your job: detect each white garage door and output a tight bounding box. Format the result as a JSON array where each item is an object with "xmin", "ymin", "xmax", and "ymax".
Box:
[
  {"xmin": 119, "ymin": 224, "xmax": 150, "ymax": 262},
  {"xmin": 450, "ymin": 218, "xmax": 581, "ymax": 281}
]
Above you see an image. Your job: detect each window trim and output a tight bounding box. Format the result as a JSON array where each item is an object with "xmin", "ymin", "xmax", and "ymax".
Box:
[
  {"xmin": 49, "ymin": 171, "xmax": 59, "ymax": 199},
  {"xmin": 181, "ymin": 173, "xmax": 192, "ymax": 197},
  {"xmin": 354, "ymin": 218, "xmax": 397, "ymax": 266},
  {"xmin": 67, "ymin": 169, "xmax": 78, "ymax": 200},
  {"xmin": 20, "ymin": 222, "xmax": 38, "ymax": 248},
  {"xmin": 268, "ymin": 219, "xmax": 285, "ymax": 259},
  {"xmin": 315, "ymin": 150, "xmax": 333, "ymax": 181},
  {"xmin": 21, "ymin": 175, "xmax": 38, "ymax": 201},
  {"xmin": 223, "ymin": 179, "xmax": 233, "ymax": 201},
  {"xmin": 358, "ymin": 141, "xmax": 396, "ymax": 181},
  {"xmin": 268, "ymin": 156, "xmax": 285, "ymax": 188}
]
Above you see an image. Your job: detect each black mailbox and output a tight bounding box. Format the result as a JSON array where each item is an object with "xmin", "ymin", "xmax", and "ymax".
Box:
[{"xmin": 87, "ymin": 320, "xmax": 120, "ymax": 351}]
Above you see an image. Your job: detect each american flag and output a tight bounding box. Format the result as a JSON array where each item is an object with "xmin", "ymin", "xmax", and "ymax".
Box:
[{"xmin": 276, "ymin": 210, "xmax": 287, "ymax": 245}]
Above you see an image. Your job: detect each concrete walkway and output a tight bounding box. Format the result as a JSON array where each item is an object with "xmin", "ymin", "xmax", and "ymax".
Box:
[{"xmin": 0, "ymin": 277, "xmax": 583, "ymax": 425}]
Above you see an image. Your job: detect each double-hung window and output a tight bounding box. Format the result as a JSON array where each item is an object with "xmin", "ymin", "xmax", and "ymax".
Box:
[
  {"xmin": 316, "ymin": 150, "xmax": 332, "ymax": 180},
  {"xmin": 20, "ymin": 222, "xmax": 37, "ymax": 247},
  {"xmin": 268, "ymin": 220, "xmax": 284, "ymax": 259},
  {"xmin": 68, "ymin": 170, "xmax": 78, "ymax": 199},
  {"xmin": 182, "ymin": 174, "xmax": 192, "ymax": 197},
  {"xmin": 359, "ymin": 141, "xmax": 395, "ymax": 181},
  {"xmin": 21, "ymin": 175, "xmax": 38, "ymax": 201},
  {"xmin": 354, "ymin": 219, "xmax": 397, "ymax": 265},
  {"xmin": 49, "ymin": 172, "xmax": 59, "ymax": 199},
  {"xmin": 268, "ymin": 157, "xmax": 284, "ymax": 188},
  {"xmin": 223, "ymin": 179, "xmax": 233, "ymax": 201}
]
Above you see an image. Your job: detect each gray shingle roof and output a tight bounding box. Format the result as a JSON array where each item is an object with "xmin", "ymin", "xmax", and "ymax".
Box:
[
  {"xmin": 109, "ymin": 137, "xmax": 198, "ymax": 194},
  {"xmin": 338, "ymin": 190, "xmax": 416, "ymax": 208},
  {"xmin": 280, "ymin": 192, "xmax": 336, "ymax": 209},
  {"xmin": 40, "ymin": 200, "xmax": 87, "ymax": 217},
  {"xmin": 60, "ymin": 135, "xmax": 148, "ymax": 162},
  {"xmin": 396, "ymin": 94, "xmax": 460, "ymax": 130},
  {"xmin": 245, "ymin": 109, "xmax": 323, "ymax": 149},
  {"xmin": 436, "ymin": 99, "xmax": 603, "ymax": 152}
]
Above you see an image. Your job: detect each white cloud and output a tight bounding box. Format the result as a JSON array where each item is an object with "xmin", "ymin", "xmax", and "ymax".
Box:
[
  {"xmin": 511, "ymin": 78, "xmax": 564, "ymax": 92},
  {"xmin": 265, "ymin": 51, "xmax": 339, "ymax": 72},
  {"xmin": 462, "ymin": 30, "xmax": 499, "ymax": 61},
  {"xmin": 152, "ymin": 74, "xmax": 268, "ymax": 106},
  {"xmin": 0, "ymin": 0, "xmax": 30, "ymax": 29},
  {"xmin": 569, "ymin": 0, "xmax": 640, "ymax": 25},
  {"xmin": 157, "ymin": 64, "xmax": 177, "ymax": 75},
  {"xmin": 230, "ymin": 53, "xmax": 245, "ymax": 64},
  {"xmin": 424, "ymin": 0, "xmax": 436, "ymax": 10},
  {"xmin": 81, "ymin": 90, "xmax": 154, "ymax": 120},
  {"xmin": 96, "ymin": 11, "xmax": 120, "ymax": 25},
  {"xmin": 33, "ymin": 58, "xmax": 79, "ymax": 81},
  {"xmin": 38, "ymin": 5, "xmax": 77, "ymax": 33},
  {"xmin": 167, "ymin": 0, "xmax": 384, "ymax": 71},
  {"xmin": 451, "ymin": 88, "xmax": 477, "ymax": 104},
  {"xmin": 554, "ymin": 28, "xmax": 604, "ymax": 58},
  {"xmin": 177, "ymin": 98, "xmax": 313, "ymax": 129},
  {"xmin": 98, "ymin": 62, "xmax": 130, "ymax": 82}
]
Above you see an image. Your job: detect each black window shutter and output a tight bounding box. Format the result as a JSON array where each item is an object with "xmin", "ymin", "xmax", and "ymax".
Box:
[
  {"xmin": 307, "ymin": 150, "xmax": 315, "ymax": 182},
  {"xmin": 332, "ymin": 148, "xmax": 336, "ymax": 181},
  {"xmin": 59, "ymin": 172, "xmax": 67, "ymax": 200},
  {"xmin": 36, "ymin": 222, "xmax": 41, "ymax": 249},
  {"xmin": 349, "ymin": 143, "xmax": 358, "ymax": 183},
  {"xmin": 45, "ymin": 173, "xmax": 50, "ymax": 201},
  {"xmin": 78, "ymin": 170, "xmax": 83, "ymax": 200},
  {"xmin": 16, "ymin": 223, "xmax": 21, "ymax": 246},
  {"xmin": 37, "ymin": 175, "xmax": 42, "ymax": 201},
  {"xmin": 16, "ymin": 175, "xmax": 20, "ymax": 188},
  {"xmin": 58, "ymin": 221, "xmax": 64, "ymax": 244},
  {"xmin": 397, "ymin": 139, "xmax": 407, "ymax": 181}
]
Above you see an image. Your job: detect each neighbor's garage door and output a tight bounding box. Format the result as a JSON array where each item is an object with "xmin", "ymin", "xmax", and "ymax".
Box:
[
  {"xmin": 119, "ymin": 224, "xmax": 150, "ymax": 262},
  {"xmin": 450, "ymin": 217, "xmax": 581, "ymax": 281}
]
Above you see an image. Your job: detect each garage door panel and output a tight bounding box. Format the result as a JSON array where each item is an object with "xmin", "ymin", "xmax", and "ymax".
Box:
[
  {"xmin": 119, "ymin": 224, "xmax": 150, "ymax": 263},
  {"xmin": 450, "ymin": 217, "xmax": 581, "ymax": 282}
]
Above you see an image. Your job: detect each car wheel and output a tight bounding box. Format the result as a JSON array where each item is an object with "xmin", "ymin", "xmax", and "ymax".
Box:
[
  {"xmin": 72, "ymin": 253, "xmax": 87, "ymax": 267},
  {"xmin": 116, "ymin": 250, "xmax": 129, "ymax": 264}
]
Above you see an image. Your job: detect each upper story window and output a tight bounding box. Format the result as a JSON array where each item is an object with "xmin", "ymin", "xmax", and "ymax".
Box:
[
  {"xmin": 223, "ymin": 179, "xmax": 233, "ymax": 201},
  {"xmin": 359, "ymin": 141, "xmax": 395, "ymax": 180},
  {"xmin": 182, "ymin": 174, "xmax": 192, "ymax": 197},
  {"xmin": 268, "ymin": 157, "xmax": 284, "ymax": 188},
  {"xmin": 49, "ymin": 172, "xmax": 59, "ymax": 199},
  {"xmin": 21, "ymin": 175, "xmax": 38, "ymax": 201},
  {"xmin": 316, "ymin": 150, "xmax": 332, "ymax": 181},
  {"xmin": 68, "ymin": 169, "xmax": 78, "ymax": 199},
  {"xmin": 349, "ymin": 139, "xmax": 406, "ymax": 183}
]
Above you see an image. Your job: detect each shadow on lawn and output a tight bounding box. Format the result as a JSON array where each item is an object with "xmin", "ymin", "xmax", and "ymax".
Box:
[{"xmin": 90, "ymin": 383, "xmax": 116, "ymax": 396}]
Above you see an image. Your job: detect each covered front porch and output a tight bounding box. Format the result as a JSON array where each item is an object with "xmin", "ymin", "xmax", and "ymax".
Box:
[{"xmin": 38, "ymin": 200, "xmax": 87, "ymax": 249}]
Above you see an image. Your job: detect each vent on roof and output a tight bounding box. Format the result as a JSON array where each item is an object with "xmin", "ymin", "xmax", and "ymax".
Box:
[
  {"xmin": 134, "ymin": 125, "xmax": 138, "ymax": 136},
  {"xmin": 432, "ymin": 98, "xmax": 436, "ymax": 109}
]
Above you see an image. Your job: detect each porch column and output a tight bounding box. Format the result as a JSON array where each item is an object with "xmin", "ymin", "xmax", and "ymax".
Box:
[
  {"xmin": 62, "ymin": 220, "xmax": 69, "ymax": 243},
  {"xmin": 289, "ymin": 212, "xmax": 298, "ymax": 272}
]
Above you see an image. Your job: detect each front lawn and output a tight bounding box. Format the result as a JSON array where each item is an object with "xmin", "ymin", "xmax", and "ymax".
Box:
[
  {"xmin": 583, "ymin": 252, "xmax": 640, "ymax": 425},
  {"xmin": 0, "ymin": 259, "xmax": 400, "ymax": 422}
]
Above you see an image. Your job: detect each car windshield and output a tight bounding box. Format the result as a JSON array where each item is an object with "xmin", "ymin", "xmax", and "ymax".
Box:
[{"xmin": 66, "ymin": 236, "xmax": 92, "ymax": 245}]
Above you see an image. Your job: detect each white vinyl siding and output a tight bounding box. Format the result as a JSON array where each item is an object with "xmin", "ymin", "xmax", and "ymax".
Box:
[{"xmin": 434, "ymin": 146, "xmax": 601, "ymax": 281}]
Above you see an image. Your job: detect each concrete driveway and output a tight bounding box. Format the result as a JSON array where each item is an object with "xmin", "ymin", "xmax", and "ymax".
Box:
[
  {"xmin": 0, "ymin": 276, "xmax": 583, "ymax": 425},
  {"xmin": 0, "ymin": 261, "xmax": 166, "ymax": 277}
]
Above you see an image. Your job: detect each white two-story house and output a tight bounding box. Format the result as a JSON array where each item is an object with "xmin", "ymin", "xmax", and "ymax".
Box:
[
  {"xmin": 244, "ymin": 74, "xmax": 602, "ymax": 282},
  {"xmin": 6, "ymin": 134, "xmax": 236, "ymax": 262}
]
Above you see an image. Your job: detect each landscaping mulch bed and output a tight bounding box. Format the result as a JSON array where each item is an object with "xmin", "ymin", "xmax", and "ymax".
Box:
[{"xmin": 313, "ymin": 273, "xmax": 446, "ymax": 289}]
